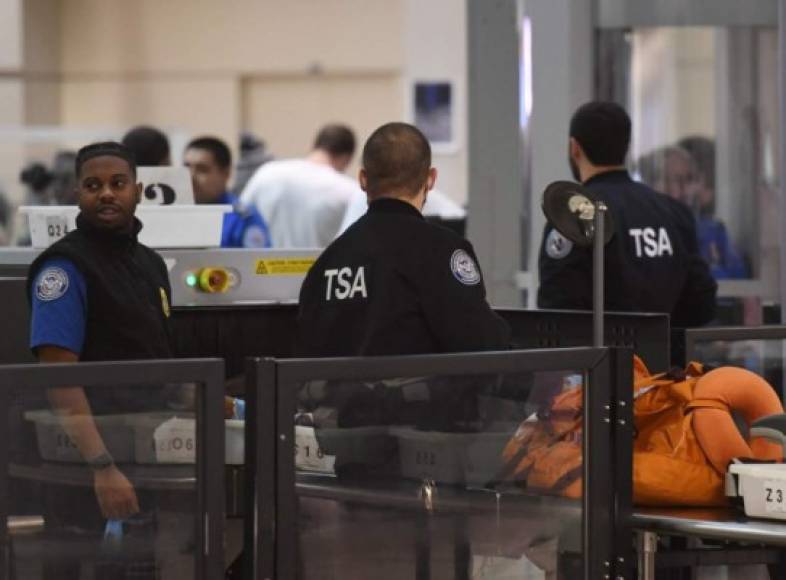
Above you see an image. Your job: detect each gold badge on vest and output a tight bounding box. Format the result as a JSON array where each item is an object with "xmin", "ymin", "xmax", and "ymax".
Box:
[{"xmin": 159, "ymin": 287, "xmax": 170, "ymax": 318}]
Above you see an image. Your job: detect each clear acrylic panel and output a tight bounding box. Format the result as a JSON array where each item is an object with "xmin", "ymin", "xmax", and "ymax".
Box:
[
  {"xmin": 597, "ymin": 25, "xmax": 779, "ymax": 320},
  {"xmin": 692, "ymin": 338, "xmax": 786, "ymax": 399},
  {"xmin": 7, "ymin": 381, "xmax": 202, "ymax": 580},
  {"xmin": 287, "ymin": 368, "xmax": 588, "ymax": 580}
]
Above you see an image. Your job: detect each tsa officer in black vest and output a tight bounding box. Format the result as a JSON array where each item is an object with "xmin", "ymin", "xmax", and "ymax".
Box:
[
  {"xmin": 27, "ymin": 142, "xmax": 172, "ymax": 530},
  {"xmin": 537, "ymin": 101, "xmax": 717, "ymax": 327},
  {"xmin": 297, "ymin": 122, "xmax": 510, "ymax": 356}
]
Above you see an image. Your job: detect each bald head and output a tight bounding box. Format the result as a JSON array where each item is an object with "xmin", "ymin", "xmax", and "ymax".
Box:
[{"xmin": 361, "ymin": 122, "xmax": 433, "ymax": 200}]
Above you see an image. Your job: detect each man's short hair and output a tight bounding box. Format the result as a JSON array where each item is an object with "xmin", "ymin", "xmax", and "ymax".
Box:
[
  {"xmin": 362, "ymin": 122, "xmax": 431, "ymax": 198},
  {"xmin": 186, "ymin": 136, "xmax": 232, "ymax": 170},
  {"xmin": 570, "ymin": 101, "xmax": 631, "ymax": 166},
  {"xmin": 314, "ymin": 124, "xmax": 356, "ymax": 158},
  {"xmin": 121, "ymin": 125, "xmax": 170, "ymax": 166},
  {"xmin": 75, "ymin": 142, "xmax": 137, "ymax": 179}
]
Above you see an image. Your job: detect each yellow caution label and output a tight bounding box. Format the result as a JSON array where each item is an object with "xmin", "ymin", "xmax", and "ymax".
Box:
[{"xmin": 255, "ymin": 258, "xmax": 316, "ymax": 275}]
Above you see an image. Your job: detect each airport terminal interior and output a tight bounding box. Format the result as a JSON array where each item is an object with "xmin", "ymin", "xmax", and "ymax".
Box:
[{"xmin": 4, "ymin": 1, "xmax": 786, "ymax": 579}]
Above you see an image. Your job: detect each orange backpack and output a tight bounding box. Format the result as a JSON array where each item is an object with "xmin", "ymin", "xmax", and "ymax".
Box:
[
  {"xmin": 499, "ymin": 357, "xmax": 732, "ymax": 506},
  {"xmin": 632, "ymin": 359, "xmax": 727, "ymax": 506}
]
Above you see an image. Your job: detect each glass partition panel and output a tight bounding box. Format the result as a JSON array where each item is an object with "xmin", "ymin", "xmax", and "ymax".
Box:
[
  {"xmin": 262, "ymin": 349, "xmax": 629, "ymax": 580},
  {"xmin": 293, "ymin": 371, "xmax": 581, "ymax": 580},
  {"xmin": 597, "ymin": 24, "xmax": 779, "ymax": 322},
  {"xmin": 0, "ymin": 359, "xmax": 224, "ymax": 580},
  {"xmin": 682, "ymin": 326, "xmax": 786, "ymax": 399}
]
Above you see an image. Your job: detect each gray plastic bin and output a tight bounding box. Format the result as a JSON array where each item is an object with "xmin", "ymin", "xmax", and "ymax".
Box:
[
  {"xmin": 393, "ymin": 425, "xmax": 516, "ymax": 486},
  {"xmin": 24, "ymin": 409, "xmax": 135, "ymax": 463},
  {"xmin": 132, "ymin": 413, "xmax": 244, "ymax": 464}
]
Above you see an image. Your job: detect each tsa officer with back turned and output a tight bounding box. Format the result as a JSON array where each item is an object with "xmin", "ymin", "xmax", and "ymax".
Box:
[
  {"xmin": 27, "ymin": 141, "xmax": 173, "ymax": 526},
  {"xmin": 297, "ymin": 122, "xmax": 510, "ymax": 356},
  {"xmin": 537, "ymin": 101, "xmax": 717, "ymax": 327}
]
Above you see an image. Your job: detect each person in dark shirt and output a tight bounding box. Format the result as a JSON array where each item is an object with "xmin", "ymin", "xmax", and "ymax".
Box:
[
  {"xmin": 121, "ymin": 125, "xmax": 171, "ymax": 166},
  {"xmin": 537, "ymin": 102, "xmax": 717, "ymax": 327},
  {"xmin": 297, "ymin": 122, "xmax": 510, "ymax": 356}
]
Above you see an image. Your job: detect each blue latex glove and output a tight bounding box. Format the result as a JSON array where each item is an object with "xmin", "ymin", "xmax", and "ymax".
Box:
[
  {"xmin": 103, "ymin": 519, "xmax": 124, "ymax": 546},
  {"xmin": 233, "ymin": 398, "xmax": 246, "ymax": 420}
]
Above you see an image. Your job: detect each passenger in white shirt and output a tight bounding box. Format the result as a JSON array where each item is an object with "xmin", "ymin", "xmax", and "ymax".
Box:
[
  {"xmin": 338, "ymin": 186, "xmax": 466, "ymax": 235},
  {"xmin": 239, "ymin": 124, "xmax": 361, "ymax": 248}
]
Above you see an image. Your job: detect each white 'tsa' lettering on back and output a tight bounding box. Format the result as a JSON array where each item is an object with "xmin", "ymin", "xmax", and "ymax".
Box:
[
  {"xmin": 324, "ymin": 267, "xmax": 368, "ymax": 301},
  {"xmin": 628, "ymin": 227, "xmax": 673, "ymax": 258}
]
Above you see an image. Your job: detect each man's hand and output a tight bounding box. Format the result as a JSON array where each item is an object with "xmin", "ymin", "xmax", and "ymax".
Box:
[{"xmin": 94, "ymin": 466, "xmax": 140, "ymax": 519}]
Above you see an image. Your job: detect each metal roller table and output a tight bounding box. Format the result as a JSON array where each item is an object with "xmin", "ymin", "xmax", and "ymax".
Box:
[{"xmin": 633, "ymin": 507, "xmax": 786, "ymax": 580}]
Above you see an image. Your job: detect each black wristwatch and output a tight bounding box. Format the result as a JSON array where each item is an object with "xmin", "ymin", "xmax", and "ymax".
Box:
[{"xmin": 87, "ymin": 451, "xmax": 115, "ymax": 471}]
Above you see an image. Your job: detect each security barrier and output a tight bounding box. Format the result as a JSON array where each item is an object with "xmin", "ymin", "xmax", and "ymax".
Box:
[
  {"xmin": 0, "ymin": 358, "xmax": 225, "ymax": 580},
  {"xmin": 246, "ymin": 348, "xmax": 634, "ymax": 579},
  {"xmin": 673, "ymin": 325, "xmax": 786, "ymax": 399}
]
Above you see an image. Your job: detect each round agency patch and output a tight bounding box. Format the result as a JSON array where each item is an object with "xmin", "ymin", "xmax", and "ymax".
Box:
[
  {"xmin": 35, "ymin": 267, "xmax": 69, "ymax": 301},
  {"xmin": 545, "ymin": 229, "xmax": 574, "ymax": 259},
  {"xmin": 450, "ymin": 249, "xmax": 481, "ymax": 285},
  {"xmin": 242, "ymin": 224, "xmax": 270, "ymax": 249}
]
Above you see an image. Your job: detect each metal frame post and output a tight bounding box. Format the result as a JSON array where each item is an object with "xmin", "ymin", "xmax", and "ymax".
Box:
[
  {"xmin": 636, "ymin": 530, "xmax": 658, "ymax": 580},
  {"xmin": 247, "ymin": 358, "xmax": 278, "ymax": 580},
  {"xmin": 467, "ymin": 0, "xmax": 524, "ymax": 307},
  {"xmin": 593, "ymin": 203, "xmax": 607, "ymax": 347},
  {"xmin": 778, "ymin": 0, "xmax": 786, "ymax": 324}
]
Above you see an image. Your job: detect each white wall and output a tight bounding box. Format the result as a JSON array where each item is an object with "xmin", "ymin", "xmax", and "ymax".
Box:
[
  {"xmin": 60, "ymin": 0, "xmax": 403, "ymax": 75},
  {"xmin": 0, "ymin": 0, "xmax": 22, "ymax": 71},
  {"xmin": 630, "ymin": 28, "xmax": 715, "ymax": 160},
  {"xmin": 2, "ymin": 0, "xmax": 472, "ymax": 210},
  {"xmin": 0, "ymin": 0, "xmax": 25, "ymax": 208},
  {"xmin": 403, "ymin": 0, "xmax": 468, "ymax": 206},
  {"xmin": 0, "ymin": 79, "xmax": 25, "ymax": 206},
  {"xmin": 56, "ymin": 0, "xmax": 405, "ymax": 158},
  {"xmin": 242, "ymin": 73, "xmax": 402, "ymax": 174}
]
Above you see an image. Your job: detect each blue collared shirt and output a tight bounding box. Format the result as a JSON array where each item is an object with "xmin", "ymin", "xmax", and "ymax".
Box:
[
  {"xmin": 217, "ymin": 192, "xmax": 271, "ymax": 248},
  {"xmin": 30, "ymin": 257, "xmax": 87, "ymax": 355}
]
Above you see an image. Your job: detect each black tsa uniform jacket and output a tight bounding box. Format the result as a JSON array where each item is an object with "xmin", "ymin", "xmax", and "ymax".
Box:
[
  {"xmin": 297, "ymin": 198, "xmax": 511, "ymax": 357},
  {"xmin": 537, "ymin": 170, "xmax": 718, "ymax": 327}
]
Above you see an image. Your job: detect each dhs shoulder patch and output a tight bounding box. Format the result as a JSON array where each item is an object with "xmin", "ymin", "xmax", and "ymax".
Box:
[
  {"xmin": 35, "ymin": 267, "xmax": 69, "ymax": 301},
  {"xmin": 545, "ymin": 229, "xmax": 573, "ymax": 259},
  {"xmin": 450, "ymin": 249, "xmax": 481, "ymax": 286},
  {"xmin": 242, "ymin": 224, "xmax": 269, "ymax": 248}
]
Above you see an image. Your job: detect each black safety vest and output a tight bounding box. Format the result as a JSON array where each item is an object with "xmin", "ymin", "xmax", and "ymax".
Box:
[{"xmin": 27, "ymin": 214, "xmax": 173, "ymax": 413}]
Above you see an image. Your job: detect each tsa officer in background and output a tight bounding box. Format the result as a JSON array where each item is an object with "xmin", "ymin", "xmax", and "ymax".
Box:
[
  {"xmin": 537, "ymin": 101, "xmax": 717, "ymax": 327},
  {"xmin": 27, "ymin": 141, "xmax": 172, "ymax": 578},
  {"xmin": 184, "ymin": 135, "xmax": 271, "ymax": 248},
  {"xmin": 297, "ymin": 122, "xmax": 510, "ymax": 356}
]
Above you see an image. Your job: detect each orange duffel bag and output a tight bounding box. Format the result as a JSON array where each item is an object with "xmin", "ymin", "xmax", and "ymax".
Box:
[{"xmin": 499, "ymin": 356, "xmax": 783, "ymax": 507}]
